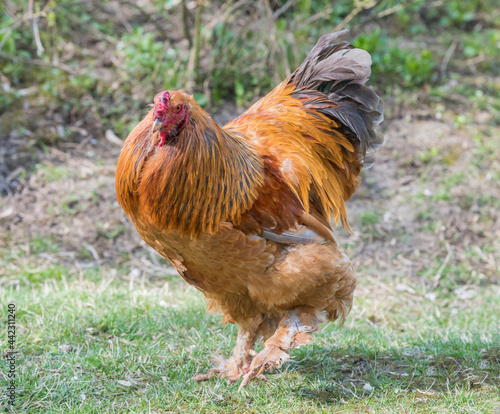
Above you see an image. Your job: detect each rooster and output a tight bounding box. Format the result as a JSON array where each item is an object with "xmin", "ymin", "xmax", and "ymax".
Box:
[{"xmin": 116, "ymin": 30, "xmax": 383, "ymax": 389}]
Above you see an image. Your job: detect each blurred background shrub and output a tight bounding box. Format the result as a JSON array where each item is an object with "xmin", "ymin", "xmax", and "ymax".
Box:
[{"xmin": 0, "ymin": 0, "xmax": 498, "ymax": 138}]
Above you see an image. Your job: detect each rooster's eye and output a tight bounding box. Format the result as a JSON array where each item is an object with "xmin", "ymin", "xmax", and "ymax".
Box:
[{"xmin": 175, "ymin": 105, "xmax": 182, "ymax": 112}]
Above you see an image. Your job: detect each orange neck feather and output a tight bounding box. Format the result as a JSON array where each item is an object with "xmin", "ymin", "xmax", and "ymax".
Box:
[{"xmin": 116, "ymin": 105, "xmax": 264, "ymax": 238}]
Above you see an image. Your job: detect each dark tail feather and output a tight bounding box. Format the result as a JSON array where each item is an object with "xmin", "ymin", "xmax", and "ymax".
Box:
[{"xmin": 290, "ymin": 30, "xmax": 384, "ymax": 167}]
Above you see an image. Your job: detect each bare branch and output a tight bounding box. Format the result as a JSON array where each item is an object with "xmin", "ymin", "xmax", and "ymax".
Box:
[
  {"xmin": 0, "ymin": 51, "xmax": 75, "ymax": 74},
  {"xmin": 273, "ymin": 0, "xmax": 296, "ymax": 19},
  {"xmin": 182, "ymin": 0, "xmax": 193, "ymax": 49},
  {"xmin": 333, "ymin": 0, "xmax": 379, "ymax": 32},
  {"xmin": 440, "ymin": 39, "xmax": 458, "ymax": 80}
]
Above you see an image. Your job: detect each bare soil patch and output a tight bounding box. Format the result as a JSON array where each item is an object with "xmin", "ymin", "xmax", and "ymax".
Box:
[{"xmin": 0, "ymin": 113, "xmax": 498, "ymax": 287}]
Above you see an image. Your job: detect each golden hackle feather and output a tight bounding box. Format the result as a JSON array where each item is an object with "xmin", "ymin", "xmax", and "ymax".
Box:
[
  {"xmin": 116, "ymin": 96, "xmax": 264, "ymax": 238},
  {"xmin": 115, "ymin": 113, "xmax": 152, "ymax": 214}
]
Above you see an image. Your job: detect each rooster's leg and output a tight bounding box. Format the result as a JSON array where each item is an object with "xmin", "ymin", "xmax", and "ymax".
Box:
[
  {"xmin": 193, "ymin": 314, "xmax": 264, "ymax": 383},
  {"xmin": 239, "ymin": 306, "xmax": 323, "ymax": 390}
]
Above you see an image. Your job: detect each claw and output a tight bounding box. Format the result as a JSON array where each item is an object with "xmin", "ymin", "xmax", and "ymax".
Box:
[
  {"xmin": 237, "ymin": 345, "xmax": 290, "ymax": 391},
  {"xmin": 238, "ymin": 376, "xmax": 249, "ymax": 392},
  {"xmin": 238, "ymin": 369, "xmax": 269, "ymax": 391},
  {"xmin": 193, "ymin": 355, "xmax": 248, "ymax": 384},
  {"xmin": 193, "ymin": 367, "xmax": 221, "ymax": 382}
]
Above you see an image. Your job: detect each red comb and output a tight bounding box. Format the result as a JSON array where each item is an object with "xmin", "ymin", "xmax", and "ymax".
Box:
[{"xmin": 154, "ymin": 91, "xmax": 170, "ymax": 121}]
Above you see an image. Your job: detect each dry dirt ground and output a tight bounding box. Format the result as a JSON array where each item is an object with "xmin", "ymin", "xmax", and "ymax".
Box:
[{"xmin": 0, "ymin": 112, "xmax": 498, "ymax": 286}]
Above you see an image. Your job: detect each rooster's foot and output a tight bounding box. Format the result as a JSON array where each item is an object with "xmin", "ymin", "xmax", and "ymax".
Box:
[
  {"xmin": 238, "ymin": 345, "xmax": 289, "ymax": 390},
  {"xmin": 194, "ymin": 315, "xmax": 265, "ymax": 384},
  {"xmin": 238, "ymin": 307, "xmax": 322, "ymax": 390},
  {"xmin": 193, "ymin": 355, "xmax": 251, "ymax": 383}
]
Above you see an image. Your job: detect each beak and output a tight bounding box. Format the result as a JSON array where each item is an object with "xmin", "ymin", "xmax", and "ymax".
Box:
[{"xmin": 151, "ymin": 119, "xmax": 163, "ymax": 134}]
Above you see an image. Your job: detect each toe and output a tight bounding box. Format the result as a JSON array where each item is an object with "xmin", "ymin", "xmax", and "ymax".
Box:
[
  {"xmin": 193, "ymin": 373, "xmax": 211, "ymax": 382},
  {"xmin": 193, "ymin": 367, "xmax": 221, "ymax": 382},
  {"xmin": 237, "ymin": 346, "xmax": 289, "ymax": 391}
]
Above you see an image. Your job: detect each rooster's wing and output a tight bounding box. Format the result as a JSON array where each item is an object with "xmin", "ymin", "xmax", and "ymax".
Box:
[{"xmin": 225, "ymin": 31, "xmax": 383, "ymax": 241}]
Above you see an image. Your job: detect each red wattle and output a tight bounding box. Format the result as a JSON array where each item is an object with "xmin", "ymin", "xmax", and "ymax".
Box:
[{"xmin": 158, "ymin": 131, "xmax": 167, "ymax": 148}]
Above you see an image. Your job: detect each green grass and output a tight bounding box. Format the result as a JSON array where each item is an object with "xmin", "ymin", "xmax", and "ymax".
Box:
[
  {"xmin": 34, "ymin": 163, "xmax": 73, "ymax": 183},
  {"xmin": 1, "ymin": 262, "xmax": 499, "ymax": 413}
]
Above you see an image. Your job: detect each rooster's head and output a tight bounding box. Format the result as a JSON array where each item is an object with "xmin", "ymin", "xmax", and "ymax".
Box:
[{"xmin": 152, "ymin": 90, "xmax": 191, "ymax": 147}]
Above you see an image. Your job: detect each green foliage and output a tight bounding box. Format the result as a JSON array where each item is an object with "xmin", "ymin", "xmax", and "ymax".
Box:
[
  {"xmin": 0, "ymin": 0, "xmax": 499, "ymax": 137},
  {"xmin": 419, "ymin": 0, "xmax": 495, "ymax": 29},
  {"xmin": 360, "ymin": 211, "xmax": 379, "ymax": 227},
  {"xmin": 206, "ymin": 19, "xmax": 276, "ymax": 105},
  {"xmin": 462, "ymin": 29, "xmax": 500, "ymax": 70},
  {"xmin": 418, "ymin": 146, "xmax": 439, "ymax": 163},
  {"xmin": 117, "ymin": 27, "xmax": 184, "ymax": 95},
  {"xmin": 29, "ymin": 236, "xmax": 59, "ymax": 255},
  {"xmin": 0, "ymin": 12, "xmax": 35, "ymax": 81},
  {"xmin": 35, "ymin": 162, "xmax": 72, "ymax": 182},
  {"xmin": 353, "ymin": 29, "xmax": 436, "ymax": 90}
]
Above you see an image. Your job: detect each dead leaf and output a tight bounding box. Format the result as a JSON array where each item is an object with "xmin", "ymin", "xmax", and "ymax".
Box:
[{"xmin": 59, "ymin": 344, "xmax": 75, "ymax": 353}]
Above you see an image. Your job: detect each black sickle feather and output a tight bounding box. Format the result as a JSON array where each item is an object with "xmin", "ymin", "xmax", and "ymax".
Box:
[{"xmin": 289, "ymin": 30, "xmax": 384, "ymax": 167}]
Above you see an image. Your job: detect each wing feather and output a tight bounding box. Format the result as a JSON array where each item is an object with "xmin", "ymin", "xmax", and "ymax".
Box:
[{"xmin": 225, "ymin": 30, "xmax": 383, "ymax": 236}]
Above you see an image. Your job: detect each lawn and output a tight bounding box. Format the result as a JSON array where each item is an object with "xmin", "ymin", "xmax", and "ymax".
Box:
[{"xmin": 1, "ymin": 251, "xmax": 499, "ymax": 413}]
